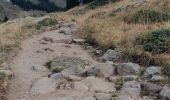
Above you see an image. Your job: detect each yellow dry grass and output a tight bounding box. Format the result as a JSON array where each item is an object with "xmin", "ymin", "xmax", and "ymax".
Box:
[{"xmin": 59, "ymin": 0, "xmax": 170, "ymax": 73}]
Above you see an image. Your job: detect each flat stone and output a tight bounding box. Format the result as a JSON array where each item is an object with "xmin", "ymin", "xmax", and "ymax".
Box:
[
  {"xmin": 151, "ymin": 75, "xmax": 165, "ymax": 82},
  {"xmin": 142, "ymin": 82, "xmax": 162, "ymax": 94},
  {"xmin": 81, "ymin": 76, "xmax": 116, "ymax": 93},
  {"xmin": 159, "ymin": 86, "xmax": 170, "ymax": 99},
  {"xmin": 61, "ymin": 66, "xmax": 85, "ymax": 77},
  {"xmin": 117, "ymin": 62, "xmax": 140, "ymax": 75},
  {"xmin": 85, "ymin": 63, "xmax": 115, "ymax": 78},
  {"xmin": 50, "ymin": 56, "xmax": 87, "ymax": 71},
  {"xmin": 30, "ymin": 77, "xmax": 57, "ymax": 96},
  {"xmin": 95, "ymin": 93, "xmax": 112, "ymax": 100},
  {"xmin": 73, "ymin": 82, "xmax": 89, "ymax": 92},
  {"xmin": 118, "ymin": 81, "xmax": 141, "ymax": 99},
  {"xmin": 50, "ymin": 73, "xmax": 64, "ymax": 80},
  {"xmin": 100, "ymin": 49, "xmax": 119, "ymax": 61},
  {"xmin": 143, "ymin": 66, "xmax": 162, "ymax": 77}
]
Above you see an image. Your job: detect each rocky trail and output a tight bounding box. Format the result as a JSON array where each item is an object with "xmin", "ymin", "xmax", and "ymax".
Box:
[
  {"xmin": 5, "ymin": 21, "xmax": 170, "ymax": 100},
  {"xmin": 7, "ymin": 22, "xmax": 97, "ymax": 100}
]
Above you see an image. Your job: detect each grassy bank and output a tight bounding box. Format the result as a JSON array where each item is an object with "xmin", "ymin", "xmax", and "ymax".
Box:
[{"xmin": 56, "ymin": 0, "xmax": 170, "ymax": 75}]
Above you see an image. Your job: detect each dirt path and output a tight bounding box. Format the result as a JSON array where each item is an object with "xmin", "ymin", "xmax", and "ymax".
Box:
[{"xmin": 7, "ymin": 24, "xmax": 96, "ymax": 100}]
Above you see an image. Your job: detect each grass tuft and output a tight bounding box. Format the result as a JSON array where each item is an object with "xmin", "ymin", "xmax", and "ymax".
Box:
[
  {"xmin": 137, "ymin": 29, "xmax": 170, "ymax": 54},
  {"xmin": 125, "ymin": 9, "xmax": 170, "ymax": 24},
  {"xmin": 35, "ymin": 18, "xmax": 58, "ymax": 29}
]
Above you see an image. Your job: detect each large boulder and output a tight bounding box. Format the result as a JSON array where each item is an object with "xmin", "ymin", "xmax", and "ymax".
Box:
[
  {"xmin": 73, "ymin": 82, "xmax": 89, "ymax": 92},
  {"xmin": 151, "ymin": 75, "xmax": 165, "ymax": 82},
  {"xmin": 81, "ymin": 76, "xmax": 116, "ymax": 93},
  {"xmin": 61, "ymin": 66, "xmax": 85, "ymax": 77},
  {"xmin": 142, "ymin": 82, "xmax": 162, "ymax": 94},
  {"xmin": 143, "ymin": 66, "xmax": 162, "ymax": 77},
  {"xmin": 49, "ymin": 56, "xmax": 88, "ymax": 71},
  {"xmin": 85, "ymin": 63, "xmax": 115, "ymax": 77},
  {"xmin": 118, "ymin": 81, "xmax": 141, "ymax": 99},
  {"xmin": 100, "ymin": 49, "xmax": 120, "ymax": 61},
  {"xmin": 159, "ymin": 86, "xmax": 170, "ymax": 99},
  {"xmin": 50, "ymin": 73, "xmax": 64, "ymax": 80},
  {"xmin": 30, "ymin": 77, "xmax": 57, "ymax": 96},
  {"xmin": 116, "ymin": 62, "xmax": 140, "ymax": 75}
]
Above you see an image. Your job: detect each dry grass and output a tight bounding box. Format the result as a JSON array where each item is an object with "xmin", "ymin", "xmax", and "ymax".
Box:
[{"xmin": 62, "ymin": 0, "xmax": 170, "ymax": 74}]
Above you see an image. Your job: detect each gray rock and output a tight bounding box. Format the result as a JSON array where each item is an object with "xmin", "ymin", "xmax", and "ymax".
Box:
[
  {"xmin": 95, "ymin": 93, "xmax": 112, "ymax": 100},
  {"xmin": 50, "ymin": 56, "xmax": 87, "ymax": 71},
  {"xmin": 101, "ymin": 49, "xmax": 119, "ymax": 61},
  {"xmin": 117, "ymin": 62, "xmax": 140, "ymax": 75},
  {"xmin": 61, "ymin": 66, "xmax": 85, "ymax": 77},
  {"xmin": 122, "ymin": 75, "xmax": 138, "ymax": 81},
  {"xmin": 142, "ymin": 82, "xmax": 162, "ymax": 94},
  {"xmin": 143, "ymin": 66, "xmax": 162, "ymax": 77},
  {"xmin": 85, "ymin": 63, "xmax": 115, "ymax": 78},
  {"xmin": 118, "ymin": 81, "xmax": 141, "ymax": 99},
  {"xmin": 81, "ymin": 76, "xmax": 116, "ymax": 93},
  {"xmin": 117, "ymin": 95, "xmax": 133, "ymax": 100},
  {"xmin": 151, "ymin": 75, "xmax": 165, "ymax": 82},
  {"xmin": 50, "ymin": 73, "xmax": 64, "ymax": 80},
  {"xmin": 59, "ymin": 27, "xmax": 72, "ymax": 35},
  {"xmin": 30, "ymin": 77, "xmax": 56, "ymax": 96},
  {"xmin": 82, "ymin": 96, "xmax": 96, "ymax": 100},
  {"xmin": 159, "ymin": 86, "xmax": 170, "ymax": 99},
  {"xmin": 72, "ymin": 38, "xmax": 85, "ymax": 44},
  {"xmin": 73, "ymin": 82, "xmax": 89, "ymax": 92}
]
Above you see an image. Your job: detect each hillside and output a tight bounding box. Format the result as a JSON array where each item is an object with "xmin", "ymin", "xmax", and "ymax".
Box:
[
  {"xmin": 0, "ymin": 0, "xmax": 24, "ymax": 22},
  {"xmin": 0, "ymin": 0, "xmax": 169, "ymax": 100},
  {"xmin": 0, "ymin": 0, "xmax": 47, "ymax": 23},
  {"xmin": 66, "ymin": 0, "xmax": 170, "ymax": 68}
]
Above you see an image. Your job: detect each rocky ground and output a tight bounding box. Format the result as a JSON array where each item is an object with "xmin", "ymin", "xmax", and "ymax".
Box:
[{"xmin": 1, "ymin": 20, "xmax": 169, "ymax": 100}]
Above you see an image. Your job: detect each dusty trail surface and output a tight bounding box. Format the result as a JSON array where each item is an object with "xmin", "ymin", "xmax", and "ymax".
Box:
[{"xmin": 7, "ymin": 24, "xmax": 95, "ymax": 100}]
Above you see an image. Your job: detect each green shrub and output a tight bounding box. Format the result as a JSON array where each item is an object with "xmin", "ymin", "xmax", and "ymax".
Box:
[
  {"xmin": 52, "ymin": 67, "xmax": 64, "ymax": 73},
  {"xmin": 36, "ymin": 18, "xmax": 58, "ymax": 29},
  {"xmin": 138, "ymin": 29, "xmax": 170, "ymax": 53},
  {"xmin": 125, "ymin": 9, "xmax": 170, "ymax": 24}
]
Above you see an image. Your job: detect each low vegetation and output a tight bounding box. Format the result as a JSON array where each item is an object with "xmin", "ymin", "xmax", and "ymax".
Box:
[
  {"xmin": 137, "ymin": 29, "xmax": 170, "ymax": 54},
  {"xmin": 52, "ymin": 67, "xmax": 64, "ymax": 73},
  {"xmin": 125, "ymin": 9, "xmax": 170, "ymax": 24},
  {"xmin": 64, "ymin": 0, "xmax": 170, "ymax": 75},
  {"xmin": 35, "ymin": 18, "xmax": 58, "ymax": 29}
]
